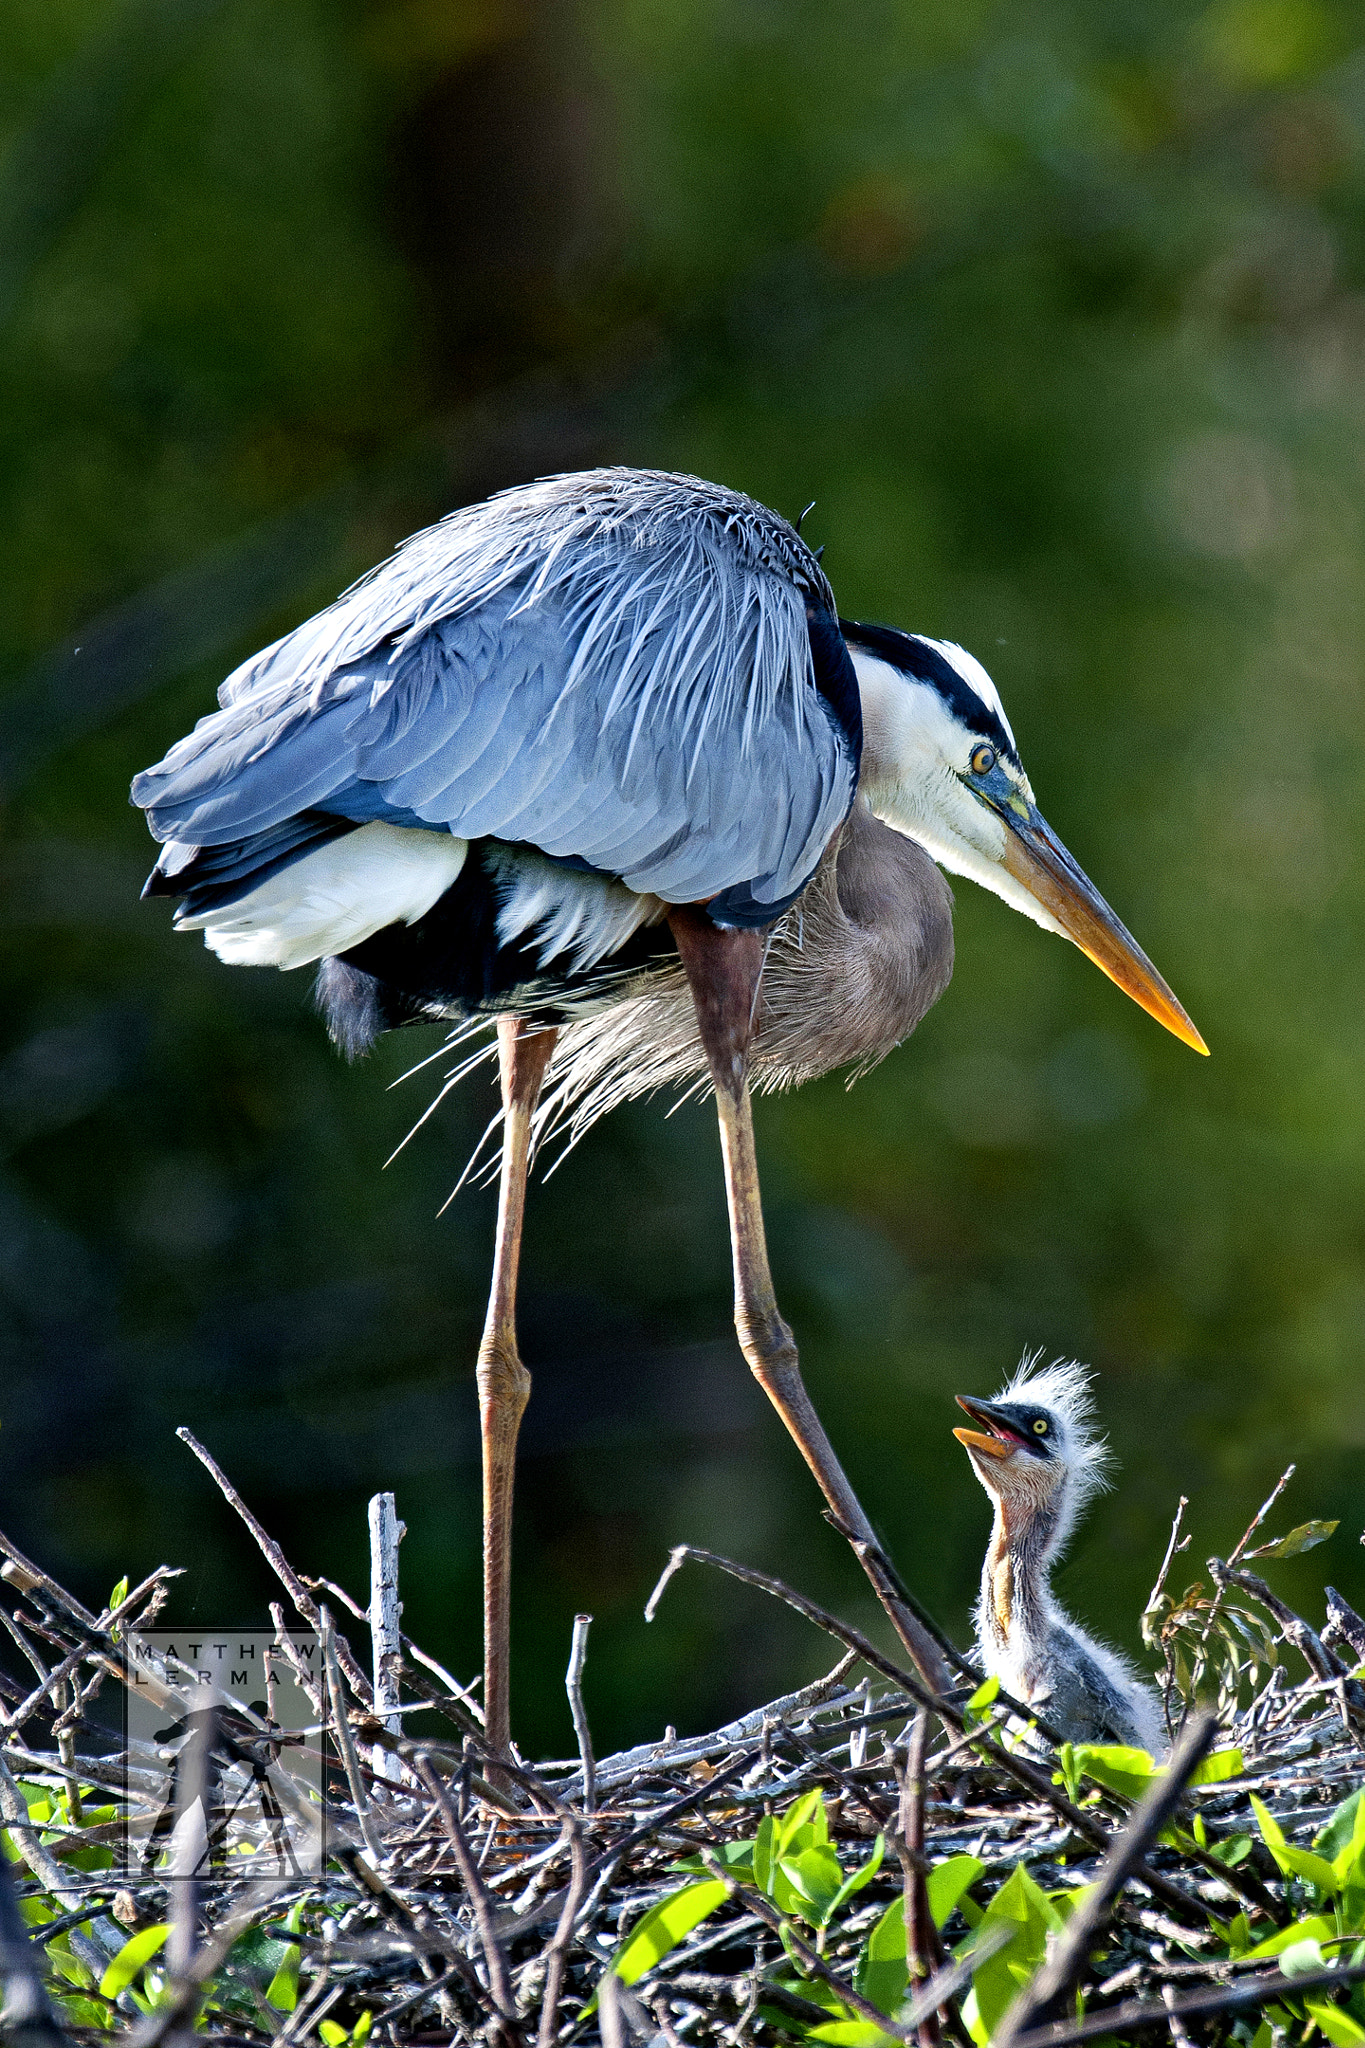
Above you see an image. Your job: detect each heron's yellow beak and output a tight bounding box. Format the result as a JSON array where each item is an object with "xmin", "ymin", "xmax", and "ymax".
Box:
[
  {"xmin": 999, "ymin": 806, "xmax": 1207, "ymax": 1055},
  {"xmin": 953, "ymin": 1426, "xmax": 1013, "ymax": 1460},
  {"xmin": 954, "ymin": 1393, "xmax": 1021, "ymax": 1460}
]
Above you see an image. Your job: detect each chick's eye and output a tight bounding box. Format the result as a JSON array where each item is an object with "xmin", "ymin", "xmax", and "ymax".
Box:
[
  {"xmin": 970, "ymin": 744, "xmax": 997, "ymax": 776},
  {"xmin": 1032, "ymin": 1419, "xmax": 1048, "ymax": 1435}
]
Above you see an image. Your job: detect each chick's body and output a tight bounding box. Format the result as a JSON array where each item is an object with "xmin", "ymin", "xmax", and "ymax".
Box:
[{"xmin": 956, "ymin": 1358, "xmax": 1165, "ymax": 1754}]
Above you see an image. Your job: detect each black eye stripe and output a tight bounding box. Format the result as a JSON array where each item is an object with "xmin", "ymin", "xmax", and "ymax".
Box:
[{"xmin": 840, "ymin": 618, "xmax": 1020, "ymax": 768}]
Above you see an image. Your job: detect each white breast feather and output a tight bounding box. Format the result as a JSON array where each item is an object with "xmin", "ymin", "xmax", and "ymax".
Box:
[
  {"xmin": 492, "ymin": 856, "xmax": 668, "ymax": 974},
  {"xmin": 175, "ymin": 823, "xmax": 468, "ymax": 970}
]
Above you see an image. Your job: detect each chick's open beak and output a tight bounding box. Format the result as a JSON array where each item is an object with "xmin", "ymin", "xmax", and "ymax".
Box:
[
  {"xmin": 999, "ymin": 805, "xmax": 1208, "ymax": 1056},
  {"xmin": 953, "ymin": 1394, "xmax": 1015, "ymax": 1460}
]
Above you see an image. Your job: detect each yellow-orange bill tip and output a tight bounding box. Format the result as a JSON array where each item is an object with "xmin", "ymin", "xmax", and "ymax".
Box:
[
  {"xmin": 1076, "ymin": 945, "xmax": 1209, "ymax": 1056},
  {"xmin": 999, "ymin": 813, "xmax": 1209, "ymax": 1057},
  {"xmin": 953, "ymin": 1426, "xmax": 1012, "ymax": 1460}
]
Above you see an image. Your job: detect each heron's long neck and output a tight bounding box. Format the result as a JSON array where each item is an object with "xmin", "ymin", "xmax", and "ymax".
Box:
[{"xmin": 981, "ymin": 1490, "xmax": 1063, "ymax": 1653}]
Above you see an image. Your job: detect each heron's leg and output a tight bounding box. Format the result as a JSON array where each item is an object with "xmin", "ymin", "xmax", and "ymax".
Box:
[
  {"xmin": 478, "ymin": 1015, "xmax": 558, "ymax": 1763},
  {"xmin": 669, "ymin": 909, "xmax": 950, "ymax": 1697}
]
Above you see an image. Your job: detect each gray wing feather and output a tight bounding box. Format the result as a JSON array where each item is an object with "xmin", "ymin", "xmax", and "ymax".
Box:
[{"xmin": 133, "ymin": 468, "xmax": 856, "ymax": 914}]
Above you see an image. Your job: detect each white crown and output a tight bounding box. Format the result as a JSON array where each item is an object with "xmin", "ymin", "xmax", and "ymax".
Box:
[{"xmin": 994, "ymin": 1349, "xmax": 1114, "ymax": 1531}]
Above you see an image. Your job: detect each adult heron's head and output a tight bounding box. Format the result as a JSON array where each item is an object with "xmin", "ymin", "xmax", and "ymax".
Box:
[{"xmin": 841, "ymin": 621, "xmax": 1207, "ymax": 1055}]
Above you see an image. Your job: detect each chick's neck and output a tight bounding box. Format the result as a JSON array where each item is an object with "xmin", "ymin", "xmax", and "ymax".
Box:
[{"xmin": 981, "ymin": 1485, "xmax": 1062, "ymax": 1650}]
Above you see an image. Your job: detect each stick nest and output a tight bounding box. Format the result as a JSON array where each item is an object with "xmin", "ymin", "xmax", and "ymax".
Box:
[{"xmin": 0, "ymin": 1456, "xmax": 1362, "ymax": 2048}]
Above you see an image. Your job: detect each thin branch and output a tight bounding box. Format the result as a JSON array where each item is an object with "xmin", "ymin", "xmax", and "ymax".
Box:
[
  {"xmin": 368, "ymin": 1494, "xmax": 404, "ymax": 1788},
  {"xmin": 1010, "ymin": 1958, "xmax": 1365, "ymax": 2048},
  {"xmin": 413, "ymin": 1756, "xmax": 522, "ymax": 2042},
  {"xmin": 536, "ymin": 1819, "xmax": 587, "ymax": 2048},
  {"xmin": 898, "ymin": 1709, "xmax": 942, "ymax": 2048},
  {"xmin": 321, "ymin": 1607, "xmax": 385, "ymax": 1865},
  {"xmin": 166, "ymin": 1687, "xmax": 217, "ymax": 1982},
  {"xmin": 0, "ymin": 1846, "xmax": 69, "ymax": 2048},
  {"xmin": 176, "ymin": 1429, "xmax": 372, "ymax": 1704},
  {"xmin": 564, "ymin": 1615, "xmax": 596, "ymax": 1817}
]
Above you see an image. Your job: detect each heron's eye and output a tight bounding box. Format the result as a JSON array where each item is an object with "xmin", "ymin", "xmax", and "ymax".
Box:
[
  {"xmin": 970, "ymin": 744, "xmax": 997, "ymax": 776},
  {"xmin": 1032, "ymin": 1418, "xmax": 1048, "ymax": 1435}
]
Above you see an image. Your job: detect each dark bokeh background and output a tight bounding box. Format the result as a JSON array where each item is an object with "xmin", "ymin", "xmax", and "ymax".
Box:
[{"xmin": 2, "ymin": 0, "xmax": 1365, "ymax": 1758}]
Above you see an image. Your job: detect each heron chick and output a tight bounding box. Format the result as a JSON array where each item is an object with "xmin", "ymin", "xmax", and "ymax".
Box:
[{"xmin": 954, "ymin": 1358, "xmax": 1164, "ymax": 1751}]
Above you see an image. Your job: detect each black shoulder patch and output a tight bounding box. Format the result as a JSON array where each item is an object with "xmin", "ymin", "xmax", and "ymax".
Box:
[
  {"xmin": 807, "ymin": 602, "xmax": 863, "ymax": 762},
  {"xmin": 840, "ymin": 619, "xmax": 1019, "ymax": 766}
]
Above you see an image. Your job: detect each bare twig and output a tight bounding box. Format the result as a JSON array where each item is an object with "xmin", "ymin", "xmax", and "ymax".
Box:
[
  {"xmin": 597, "ymin": 1966, "xmax": 626, "ymax": 2048},
  {"xmin": 897, "ymin": 1709, "xmax": 942, "ymax": 2048},
  {"xmin": 1010, "ymin": 1958, "xmax": 1365, "ymax": 2048},
  {"xmin": 368, "ymin": 1493, "xmax": 404, "ymax": 1787},
  {"xmin": 1145, "ymin": 1496, "xmax": 1190, "ymax": 1618},
  {"xmin": 321, "ymin": 1607, "xmax": 385, "ymax": 1865},
  {"xmin": 176, "ymin": 1429, "xmax": 372, "ymax": 1704},
  {"xmin": 414, "ymin": 1756, "xmax": 522, "ymax": 2042},
  {"xmin": 0, "ymin": 1846, "xmax": 69, "ymax": 2048},
  {"xmin": 536, "ymin": 1820, "xmax": 587, "ymax": 2048},
  {"xmin": 166, "ymin": 1686, "xmax": 217, "ymax": 1983},
  {"xmin": 268, "ymin": 1603, "xmax": 324, "ymax": 1719},
  {"xmin": 0, "ymin": 1751, "xmax": 80, "ymax": 1910},
  {"xmin": 1325, "ymin": 1586, "xmax": 1365, "ymax": 1663},
  {"xmin": 564, "ymin": 1615, "xmax": 596, "ymax": 1817}
]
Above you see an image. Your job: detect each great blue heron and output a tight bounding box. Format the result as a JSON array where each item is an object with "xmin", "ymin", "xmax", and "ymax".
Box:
[
  {"xmin": 954, "ymin": 1358, "xmax": 1165, "ymax": 1750},
  {"xmin": 132, "ymin": 466, "xmax": 1204, "ymax": 1751}
]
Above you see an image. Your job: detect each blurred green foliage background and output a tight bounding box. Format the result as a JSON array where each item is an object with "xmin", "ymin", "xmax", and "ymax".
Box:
[{"xmin": 1, "ymin": 0, "xmax": 1364, "ymax": 1758}]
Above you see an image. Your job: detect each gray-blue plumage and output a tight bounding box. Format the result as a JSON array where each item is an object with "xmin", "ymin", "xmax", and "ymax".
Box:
[{"xmin": 133, "ymin": 469, "xmax": 859, "ymax": 924}]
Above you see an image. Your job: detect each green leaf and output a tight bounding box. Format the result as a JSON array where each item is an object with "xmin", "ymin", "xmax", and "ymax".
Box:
[
  {"xmin": 964, "ymin": 1865, "xmax": 1061, "ymax": 2039},
  {"xmin": 855, "ymin": 1856, "xmax": 982, "ymax": 2015},
  {"xmin": 1054, "ymin": 1742, "xmax": 1082, "ymax": 1804},
  {"xmin": 266, "ymin": 1944, "xmax": 301, "ymax": 2011},
  {"xmin": 965, "ymin": 1675, "xmax": 1000, "ymax": 1722},
  {"xmin": 318, "ymin": 2024, "xmax": 347, "ymax": 2046},
  {"xmin": 352, "ymin": 2012, "xmax": 373, "ymax": 2045},
  {"xmin": 781, "ymin": 1845, "xmax": 846, "ymax": 1925},
  {"xmin": 809, "ymin": 2025, "xmax": 899, "ymax": 2048},
  {"xmin": 672, "ymin": 1838, "xmax": 755, "ymax": 1879},
  {"xmin": 927, "ymin": 1855, "xmax": 985, "ymax": 1928},
  {"xmin": 856, "ymin": 1898, "xmax": 908, "ymax": 2014},
  {"xmin": 774, "ymin": 1790, "xmax": 828, "ymax": 1860},
  {"xmin": 100, "ymin": 1925, "xmax": 170, "ymax": 2000},
  {"xmin": 1280, "ymin": 1847, "xmax": 1340, "ymax": 1895},
  {"xmin": 1307, "ymin": 1998, "xmax": 1365, "ymax": 2046},
  {"xmin": 1241, "ymin": 1916, "xmax": 1337, "ymax": 1962},
  {"xmin": 1246, "ymin": 1520, "xmax": 1339, "ymax": 1560},
  {"xmin": 1068, "ymin": 1744, "xmax": 1158, "ymax": 1801},
  {"xmin": 53, "ymin": 1993, "xmax": 113, "ymax": 2030},
  {"xmin": 1189, "ymin": 1748, "xmax": 1245, "ymax": 1786},
  {"xmin": 1252, "ymin": 1797, "xmax": 1339, "ymax": 1896},
  {"xmin": 753, "ymin": 1815, "xmax": 774, "ymax": 1897},
  {"xmin": 1251, "ymin": 1794, "xmax": 1287, "ymax": 1852},
  {"xmin": 599, "ymin": 1879, "xmax": 729, "ymax": 1998},
  {"xmin": 824, "ymin": 1835, "xmax": 885, "ymax": 1925},
  {"xmin": 1277, "ymin": 1937, "xmax": 1327, "ymax": 1975},
  {"xmin": 1323, "ymin": 1791, "xmax": 1365, "ymax": 1883},
  {"xmin": 108, "ymin": 1577, "xmax": 128, "ymax": 1613}
]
